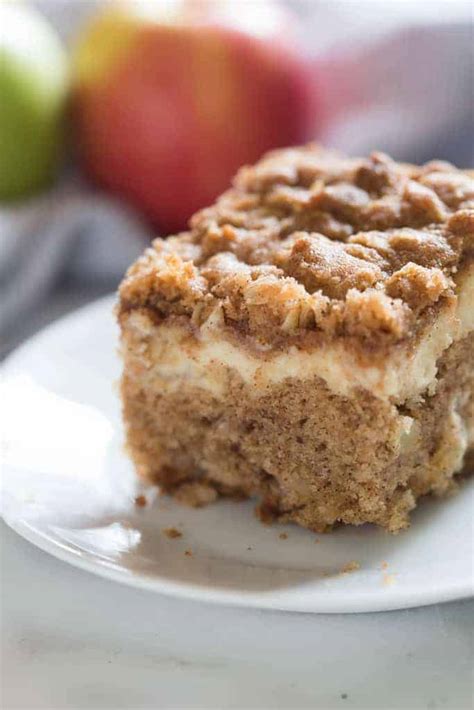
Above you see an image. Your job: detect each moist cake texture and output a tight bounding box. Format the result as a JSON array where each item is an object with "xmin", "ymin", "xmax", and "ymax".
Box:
[{"xmin": 118, "ymin": 146, "xmax": 474, "ymax": 532}]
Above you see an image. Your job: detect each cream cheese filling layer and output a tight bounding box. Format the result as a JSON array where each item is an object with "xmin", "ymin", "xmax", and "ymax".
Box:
[{"xmin": 128, "ymin": 270, "xmax": 473, "ymax": 402}]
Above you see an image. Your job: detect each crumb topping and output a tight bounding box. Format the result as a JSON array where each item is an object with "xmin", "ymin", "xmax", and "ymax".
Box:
[{"xmin": 119, "ymin": 146, "xmax": 473, "ymax": 346}]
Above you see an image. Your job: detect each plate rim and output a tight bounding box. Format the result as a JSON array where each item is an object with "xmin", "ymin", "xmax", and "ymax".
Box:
[{"xmin": 2, "ymin": 513, "xmax": 473, "ymax": 614}]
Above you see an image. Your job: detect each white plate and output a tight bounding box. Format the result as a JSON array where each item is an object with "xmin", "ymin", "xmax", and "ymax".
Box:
[{"xmin": 1, "ymin": 295, "xmax": 473, "ymax": 613}]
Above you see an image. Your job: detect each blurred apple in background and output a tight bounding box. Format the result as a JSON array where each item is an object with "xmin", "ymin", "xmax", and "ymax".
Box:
[
  {"xmin": 72, "ymin": 0, "xmax": 317, "ymax": 233},
  {"xmin": 0, "ymin": 3, "xmax": 69, "ymax": 200}
]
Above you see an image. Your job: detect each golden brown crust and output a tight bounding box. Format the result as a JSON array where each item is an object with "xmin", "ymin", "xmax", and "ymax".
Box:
[{"xmin": 119, "ymin": 145, "xmax": 473, "ymax": 348}]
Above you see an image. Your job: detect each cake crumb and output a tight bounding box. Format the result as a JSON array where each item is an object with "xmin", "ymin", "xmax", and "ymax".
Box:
[
  {"xmin": 383, "ymin": 573, "xmax": 396, "ymax": 586},
  {"xmin": 381, "ymin": 561, "xmax": 389, "ymax": 570},
  {"xmin": 174, "ymin": 481, "xmax": 218, "ymax": 507},
  {"xmin": 341, "ymin": 561, "xmax": 360, "ymax": 574},
  {"xmin": 162, "ymin": 527, "xmax": 182, "ymax": 539},
  {"xmin": 256, "ymin": 503, "xmax": 276, "ymax": 525},
  {"xmin": 134, "ymin": 495, "xmax": 147, "ymax": 507},
  {"xmin": 279, "ymin": 532, "xmax": 288, "ymax": 540},
  {"xmin": 184, "ymin": 549, "xmax": 193, "ymax": 557}
]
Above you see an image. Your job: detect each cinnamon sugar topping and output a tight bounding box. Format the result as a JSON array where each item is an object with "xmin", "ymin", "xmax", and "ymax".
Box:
[{"xmin": 119, "ymin": 146, "xmax": 473, "ymax": 347}]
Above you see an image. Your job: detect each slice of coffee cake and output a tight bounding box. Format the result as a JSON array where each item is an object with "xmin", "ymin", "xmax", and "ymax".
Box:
[{"xmin": 118, "ymin": 146, "xmax": 473, "ymax": 532}]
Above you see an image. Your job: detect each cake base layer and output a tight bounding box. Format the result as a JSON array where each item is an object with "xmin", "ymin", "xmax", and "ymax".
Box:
[{"xmin": 121, "ymin": 325, "xmax": 473, "ymax": 533}]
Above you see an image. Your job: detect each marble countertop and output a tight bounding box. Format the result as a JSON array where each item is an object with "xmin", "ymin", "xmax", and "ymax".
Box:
[{"xmin": 2, "ymin": 521, "xmax": 473, "ymax": 710}]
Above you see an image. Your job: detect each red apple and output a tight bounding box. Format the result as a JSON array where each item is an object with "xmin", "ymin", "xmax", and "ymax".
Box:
[{"xmin": 72, "ymin": 0, "xmax": 318, "ymax": 233}]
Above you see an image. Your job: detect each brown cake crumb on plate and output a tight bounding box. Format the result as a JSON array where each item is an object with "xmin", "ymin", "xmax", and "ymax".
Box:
[
  {"xmin": 162, "ymin": 527, "xmax": 182, "ymax": 539},
  {"xmin": 341, "ymin": 561, "xmax": 361, "ymax": 574}
]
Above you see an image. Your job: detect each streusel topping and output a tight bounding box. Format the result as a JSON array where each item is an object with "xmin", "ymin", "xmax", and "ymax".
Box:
[{"xmin": 120, "ymin": 146, "xmax": 473, "ymax": 347}]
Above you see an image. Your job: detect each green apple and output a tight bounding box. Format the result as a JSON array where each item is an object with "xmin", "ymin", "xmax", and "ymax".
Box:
[{"xmin": 0, "ymin": 2, "xmax": 69, "ymax": 200}]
